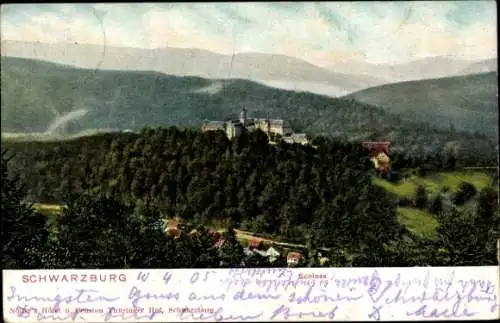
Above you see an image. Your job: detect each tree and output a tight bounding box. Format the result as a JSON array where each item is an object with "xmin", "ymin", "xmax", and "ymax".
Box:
[
  {"xmin": 191, "ymin": 226, "xmax": 222, "ymax": 268},
  {"xmin": 306, "ymin": 248, "xmax": 320, "ymax": 267},
  {"xmin": 476, "ymin": 187, "xmax": 498, "ymax": 224},
  {"xmin": 328, "ymin": 248, "xmax": 351, "ymax": 267},
  {"xmin": 384, "ymin": 238, "xmax": 440, "ymax": 267},
  {"xmin": 452, "ymin": 181, "xmax": 477, "ymax": 206},
  {"xmin": 1, "ymin": 150, "xmax": 49, "ymax": 269},
  {"xmin": 474, "ymin": 187, "xmax": 500, "ymax": 261},
  {"xmin": 219, "ymin": 226, "xmax": 244, "ymax": 267},
  {"xmin": 429, "ymin": 194, "xmax": 444, "ymax": 216},
  {"xmin": 435, "ymin": 204, "xmax": 497, "ymax": 265},
  {"xmin": 269, "ymin": 253, "xmax": 287, "ymax": 267},
  {"xmin": 414, "ymin": 185, "xmax": 428, "ymax": 209},
  {"xmin": 50, "ymin": 193, "xmax": 141, "ymax": 268},
  {"xmin": 244, "ymin": 252, "xmax": 271, "ymax": 267},
  {"xmin": 132, "ymin": 202, "xmax": 178, "ymax": 268},
  {"xmin": 251, "ymin": 214, "xmax": 271, "ymax": 234},
  {"xmin": 309, "ymin": 206, "xmax": 331, "ymax": 249}
]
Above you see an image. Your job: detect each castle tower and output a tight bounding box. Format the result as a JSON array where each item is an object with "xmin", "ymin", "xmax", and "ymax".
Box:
[{"xmin": 240, "ymin": 108, "xmax": 247, "ymax": 126}]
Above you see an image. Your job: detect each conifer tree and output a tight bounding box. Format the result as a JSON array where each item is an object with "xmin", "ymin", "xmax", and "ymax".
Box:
[
  {"xmin": 414, "ymin": 185, "xmax": 428, "ymax": 209},
  {"xmin": 429, "ymin": 194, "xmax": 444, "ymax": 216},
  {"xmin": 1, "ymin": 150, "xmax": 49, "ymax": 268},
  {"xmin": 219, "ymin": 226, "xmax": 244, "ymax": 267}
]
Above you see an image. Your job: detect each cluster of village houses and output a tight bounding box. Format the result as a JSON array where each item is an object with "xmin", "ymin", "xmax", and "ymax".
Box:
[
  {"xmin": 201, "ymin": 108, "xmax": 310, "ymax": 145},
  {"xmin": 163, "ymin": 220, "xmax": 328, "ymax": 267}
]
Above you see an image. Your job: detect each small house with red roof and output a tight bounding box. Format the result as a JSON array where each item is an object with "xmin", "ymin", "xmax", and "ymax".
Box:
[
  {"xmin": 208, "ymin": 229, "xmax": 222, "ymax": 245},
  {"xmin": 287, "ymin": 252, "xmax": 302, "ymax": 266},
  {"xmin": 248, "ymin": 238, "xmax": 264, "ymax": 249},
  {"xmin": 362, "ymin": 141, "xmax": 391, "ymax": 172},
  {"xmin": 165, "ymin": 225, "xmax": 181, "ymax": 238}
]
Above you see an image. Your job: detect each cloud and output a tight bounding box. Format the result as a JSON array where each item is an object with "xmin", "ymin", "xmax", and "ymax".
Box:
[
  {"xmin": 143, "ymin": 8, "xmax": 231, "ymax": 51},
  {"xmin": 1, "ymin": 2, "xmax": 496, "ymax": 65},
  {"xmin": 1, "ymin": 6, "xmax": 105, "ymax": 45}
]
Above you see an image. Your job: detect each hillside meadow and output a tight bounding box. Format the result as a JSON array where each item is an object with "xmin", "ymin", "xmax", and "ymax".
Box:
[{"xmin": 372, "ymin": 171, "xmax": 493, "ymax": 197}]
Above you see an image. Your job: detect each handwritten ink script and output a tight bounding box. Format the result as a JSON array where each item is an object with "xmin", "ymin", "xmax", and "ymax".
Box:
[{"xmin": 3, "ymin": 267, "xmax": 499, "ymax": 322}]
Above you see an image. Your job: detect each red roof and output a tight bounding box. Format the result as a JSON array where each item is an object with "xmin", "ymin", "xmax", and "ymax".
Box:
[
  {"xmin": 287, "ymin": 252, "xmax": 302, "ymax": 260},
  {"xmin": 209, "ymin": 231, "xmax": 222, "ymax": 243},
  {"xmin": 362, "ymin": 142, "xmax": 390, "ymax": 157},
  {"xmin": 165, "ymin": 227, "xmax": 180, "ymax": 237},
  {"xmin": 248, "ymin": 239, "xmax": 262, "ymax": 248}
]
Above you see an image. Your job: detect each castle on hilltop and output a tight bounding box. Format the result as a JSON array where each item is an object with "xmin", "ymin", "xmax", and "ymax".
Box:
[{"xmin": 201, "ymin": 108, "xmax": 309, "ymax": 145}]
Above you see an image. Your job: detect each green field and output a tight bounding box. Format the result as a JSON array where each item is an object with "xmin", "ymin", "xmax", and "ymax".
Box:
[
  {"xmin": 376, "ymin": 171, "xmax": 493, "ymax": 238},
  {"xmin": 32, "ymin": 203, "xmax": 66, "ymax": 216},
  {"xmin": 373, "ymin": 171, "xmax": 492, "ymax": 198},
  {"xmin": 397, "ymin": 207, "xmax": 438, "ymax": 238}
]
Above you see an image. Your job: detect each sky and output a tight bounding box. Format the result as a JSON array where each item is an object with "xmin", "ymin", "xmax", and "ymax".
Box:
[{"xmin": 1, "ymin": 2, "xmax": 497, "ymax": 65}]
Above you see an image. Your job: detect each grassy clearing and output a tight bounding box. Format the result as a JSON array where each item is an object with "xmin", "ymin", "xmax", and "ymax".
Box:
[
  {"xmin": 32, "ymin": 203, "xmax": 66, "ymax": 216},
  {"xmin": 372, "ymin": 177, "xmax": 416, "ymax": 197},
  {"xmin": 373, "ymin": 171, "xmax": 492, "ymax": 198},
  {"xmin": 397, "ymin": 207, "xmax": 438, "ymax": 238},
  {"xmin": 437, "ymin": 172, "xmax": 491, "ymax": 191}
]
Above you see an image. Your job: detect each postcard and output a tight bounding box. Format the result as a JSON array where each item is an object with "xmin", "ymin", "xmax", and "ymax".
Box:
[{"xmin": 1, "ymin": 2, "xmax": 498, "ymax": 322}]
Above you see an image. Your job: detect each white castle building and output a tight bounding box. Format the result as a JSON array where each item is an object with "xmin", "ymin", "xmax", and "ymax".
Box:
[{"xmin": 201, "ymin": 108, "xmax": 309, "ymax": 145}]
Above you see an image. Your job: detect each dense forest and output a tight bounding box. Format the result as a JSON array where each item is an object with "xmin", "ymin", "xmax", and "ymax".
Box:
[{"xmin": 2, "ymin": 127, "xmax": 499, "ymax": 269}]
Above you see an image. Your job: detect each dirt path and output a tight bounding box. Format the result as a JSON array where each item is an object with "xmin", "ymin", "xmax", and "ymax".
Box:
[
  {"xmin": 234, "ymin": 229, "xmax": 331, "ymax": 252},
  {"xmin": 234, "ymin": 229, "xmax": 307, "ymax": 249}
]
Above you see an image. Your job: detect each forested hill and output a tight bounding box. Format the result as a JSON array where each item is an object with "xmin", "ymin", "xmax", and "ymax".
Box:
[
  {"xmin": 3, "ymin": 126, "xmax": 499, "ymax": 268},
  {"xmin": 1, "ymin": 56, "xmax": 497, "ymax": 163},
  {"xmin": 346, "ymin": 72, "xmax": 498, "ymax": 136},
  {"xmin": 2, "ymin": 127, "xmax": 404, "ymax": 249}
]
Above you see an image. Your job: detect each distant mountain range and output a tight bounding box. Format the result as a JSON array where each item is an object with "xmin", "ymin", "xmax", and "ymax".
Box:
[
  {"xmin": 345, "ymin": 72, "xmax": 498, "ymax": 136},
  {"xmin": 327, "ymin": 56, "xmax": 498, "ymax": 83},
  {"xmin": 2, "ymin": 40, "xmax": 496, "ymax": 98},
  {"xmin": 460, "ymin": 58, "xmax": 498, "ymax": 74},
  {"xmin": 1, "ymin": 56, "xmax": 497, "ymax": 163},
  {"xmin": 1, "ymin": 40, "xmax": 386, "ymax": 97}
]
